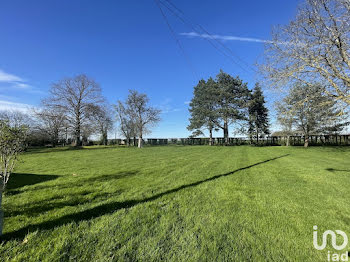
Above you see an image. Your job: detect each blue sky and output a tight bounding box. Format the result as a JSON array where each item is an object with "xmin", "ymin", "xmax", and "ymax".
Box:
[{"xmin": 0, "ymin": 0, "xmax": 300, "ymax": 138}]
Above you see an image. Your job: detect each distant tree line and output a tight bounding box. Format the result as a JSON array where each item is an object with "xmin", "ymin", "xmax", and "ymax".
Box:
[{"xmin": 0, "ymin": 74, "xmax": 161, "ymax": 149}]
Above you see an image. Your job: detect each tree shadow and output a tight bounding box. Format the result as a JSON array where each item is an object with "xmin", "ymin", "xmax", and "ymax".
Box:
[
  {"xmin": 4, "ymin": 171, "xmax": 138, "ymax": 216},
  {"xmin": 5, "ymin": 173, "xmax": 60, "ymax": 193},
  {"xmin": 0, "ymin": 154, "xmax": 289, "ymax": 241},
  {"xmin": 26, "ymin": 146, "xmax": 121, "ymax": 155},
  {"xmin": 18, "ymin": 171, "xmax": 139, "ymax": 193},
  {"xmin": 326, "ymin": 168, "xmax": 350, "ymax": 173},
  {"xmin": 5, "ymin": 191, "xmax": 123, "ymax": 218}
]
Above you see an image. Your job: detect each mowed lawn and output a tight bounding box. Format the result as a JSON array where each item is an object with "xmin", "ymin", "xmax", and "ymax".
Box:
[{"xmin": 0, "ymin": 146, "xmax": 350, "ymax": 261}]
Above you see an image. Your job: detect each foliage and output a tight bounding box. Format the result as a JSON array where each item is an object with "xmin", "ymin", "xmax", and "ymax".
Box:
[
  {"xmin": 0, "ymin": 121, "xmax": 27, "ymax": 190},
  {"xmin": 214, "ymin": 70, "xmax": 250, "ymax": 143},
  {"xmin": 248, "ymin": 83, "xmax": 270, "ymax": 143},
  {"xmin": 187, "ymin": 78, "xmax": 218, "ymax": 145},
  {"xmin": 187, "ymin": 70, "xmax": 250, "ymax": 144},
  {"xmin": 276, "ymin": 83, "xmax": 348, "ymax": 147}
]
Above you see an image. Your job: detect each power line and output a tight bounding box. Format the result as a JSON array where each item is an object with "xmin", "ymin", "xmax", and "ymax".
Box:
[
  {"xmin": 154, "ymin": 0, "xmax": 199, "ymax": 80},
  {"xmin": 159, "ymin": 0, "xmax": 257, "ymax": 74}
]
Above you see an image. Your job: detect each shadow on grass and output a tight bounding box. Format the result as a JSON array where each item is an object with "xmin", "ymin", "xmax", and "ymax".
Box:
[
  {"xmin": 25, "ymin": 146, "xmax": 123, "ymax": 155},
  {"xmin": 1, "ymin": 154, "xmax": 289, "ymax": 241},
  {"xmin": 21, "ymin": 171, "xmax": 139, "ymax": 193},
  {"xmin": 5, "ymin": 173, "xmax": 60, "ymax": 193},
  {"xmin": 5, "ymin": 191, "xmax": 123, "ymax": 218},
  {"xmin": 4, "ymin": 171, "xmax": 138, "ymax": 217},
  {"xmin": 326, "ymin": 168, "xmax": 350, "ymax": 173}
]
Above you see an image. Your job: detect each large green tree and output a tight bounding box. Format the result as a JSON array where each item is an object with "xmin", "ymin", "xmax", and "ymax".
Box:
[
  {"xmin": 214, "ymin": 70, "xmax": 250, "ymax": 144},
  {"xmin": 248, "ymin": 83, "xmax": 270, "ymax": 144},
  {"xmin": 187, "ymin": 78, "xmax": 218, "ymax": 145}
]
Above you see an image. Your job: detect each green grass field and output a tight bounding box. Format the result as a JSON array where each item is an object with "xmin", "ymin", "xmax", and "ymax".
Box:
[{"xmin": 0, "ymin": 145, "xmax": 349, "ymax": 261}]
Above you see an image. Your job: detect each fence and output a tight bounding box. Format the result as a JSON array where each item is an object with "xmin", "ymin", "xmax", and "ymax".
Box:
[{"xmin": 108, "ymin": 135, "xmax": 350, "ymax": 146}]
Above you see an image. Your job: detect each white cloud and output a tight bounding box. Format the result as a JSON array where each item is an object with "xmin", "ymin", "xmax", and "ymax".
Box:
[
  {"xmin": 157, "ymin": 98, "xmax": 183, "ymax": 114},
  {"xmin": 0, "ymin": 69, "xmax": 43, "ymax": 94},
  {"xmin": 180, "ymin": 32, "xmax": 273, "ymax": 44},
  {"xmin": 0, "ymin": 100, "xmax": 35, "ymax": 113},
  {"xmin": 14, "ymin": 82, "xmax": 31, "ymax": 89},
  {"xmin": 0, "ymin": 69, "xmax": 23, "ymax": 82}
]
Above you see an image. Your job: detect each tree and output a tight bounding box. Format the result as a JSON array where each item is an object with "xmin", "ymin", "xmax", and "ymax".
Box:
[
  {"xmin": 187, "ymin": 78, "xmax": 218, "ymax": 145},
  {"xmin": 88, "ymin": 104, "xmax": 113, "ymax": 145},
  {"xmin": 33, "ymin": 107, "xmax": 67, "ymax": 147},
  {"xmin": 214, "ymin": 70, "xmax": 250, "ymax": 144},
  {"xmin": 43, "ymin": 74, "xmax": 104, "ymax": 146},
  {"xmin": 114, "ymin": 101, "xmax": 137, "ymax": 146},
  {"xmin": 276, "ymin": 83, "xmax": 347, "ymax": 147},
  {"xmin": 262, "ymin": 0, "xmax": 350, "ymax": 106},
  {"xmin": 0, "ymin": 120, "xmax": 27, "ymax": 236},
  {"xmin": 0, "ymin": 110, "xmax": 32, "ymax": 129},
  {"xmin": 125, "ymin": 90, "xmax": 161, "ymax": 148},
  {"xmin": 248, "ymin": 83, "xmax": 270, "ymax": 144}
]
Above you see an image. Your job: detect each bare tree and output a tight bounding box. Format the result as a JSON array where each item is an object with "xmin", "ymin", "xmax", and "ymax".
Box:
[
  {"xmin": 33, "ymin": 107, "xmax": 67, "ymax": 147},
  {"xmin": 0, "ymin": 110, "xmax": 33, "ymax": 129},
  {"xmin": 125, "ymin": 90, "xmax": 161, "ymax": 148},
  {"xmin": 114, "ymin": 101, "xmax": 137, "ymax": 146},
  {"xmin": 0, "ymin": 120, "xmax": 27, "ymax": 236},
  {"xmin": 43, "ymin": 74, "xmax": 104, "ymax": 146},
  {"xmin": 261, "ymin": 0, "xmax": 350, "ymax": 106},
  {"xmin": 87, "ymin": 104, "xmax": 113, "ymax": 145}
]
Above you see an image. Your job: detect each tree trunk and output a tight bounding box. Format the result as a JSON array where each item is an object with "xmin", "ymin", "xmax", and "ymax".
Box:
[
  {"xmin": 75, "ymin": 111, "xmax": 81, "ymax": 146},
  {"xmin": 65, "ymin": 127, "xmax": 68, "ymax": 146},
  {"xmin": 223, "ymin": 119, "xmax": 229, "ymax": 145},
  {"xmin": 304, "ymin": 135, "xmax": 309, "ymax": 147},
  {"xmin": 102, "ymin": 131, "xmax": 108, "ymax": 145},
  {"xmin": 256, "ymin": 127, "xmax": 259, "ymax": 145},
  {"xmin": 209, "ymin": 128, "xmax": 213, "ymax": 146},
  {"xmin": 286, "ymin": 135, "xmax": 290, "ymax": 146},
  {"xmin": 0, "ymin": 189, "xmax": 3, "ymax": 236},
  {"xmin": 133, "ymin": 137, "xmax": 137, "ymax": 147},
  {"xmin": 138, "ymin": 134, "xmax": 143, "ymax": 148},
  {"xmin": 75, "ymin": 127, "xmax": 81, "ymax": 147}
]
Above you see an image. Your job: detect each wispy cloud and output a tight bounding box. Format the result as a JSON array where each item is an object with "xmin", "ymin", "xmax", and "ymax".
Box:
[
  {"xmin": 180, "ymin": 32, "xmax": 273, "ymax": 44},
  {"xmin": 157, "ymin": 98, "xmax": 182, "ymax": 114},
  {"xmin": 184, "ymin": 101, "xmax": 190, "ymax": 105},
  {"xmin": 14, "ymin": 82, "xmax": 32, "ymax": 89},
  {"xmin": 0, "ymin": 69, "xmax": 44, "ymax": 94},
  {"xmin": 0, "ymin": 69, "xmax": 23, "ymax": 82},
  {"xmin": 0, "ymin": 100, "xmax": 35, "ymax": 113}
]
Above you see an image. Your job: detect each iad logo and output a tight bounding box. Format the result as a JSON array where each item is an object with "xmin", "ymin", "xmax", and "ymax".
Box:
[{"xmin": 313, "ymin": 226, "xmax": 349, "ymax": 261}]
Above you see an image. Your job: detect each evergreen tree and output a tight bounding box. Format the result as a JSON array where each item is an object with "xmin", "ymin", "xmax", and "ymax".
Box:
[
  {"xmin": 248, "ymin": 83, "xmax": 270, "ymax": 144},
  {"xmin": 187, "ymin": 78, "xmax": 218, "ymax": 145},
  {"xmin": 214, "ymin": 70, "xmax": 249, "ymax": 144}
]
